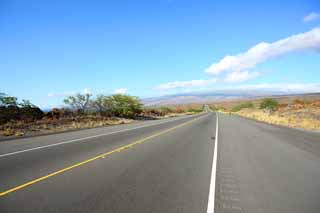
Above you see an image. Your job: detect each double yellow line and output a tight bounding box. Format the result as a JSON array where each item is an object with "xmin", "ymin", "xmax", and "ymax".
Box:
[{"xmin": 0, "ymin": 114, "xmax": 206, "ymax": 197}]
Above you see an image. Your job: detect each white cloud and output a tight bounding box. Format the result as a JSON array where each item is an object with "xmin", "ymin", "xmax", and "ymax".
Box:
[
  {"xmin": 154, "ymin": 79, "xmax": 217, "ymax": 91},
  {"xmin": 303, "ymin": 12, "xmax": 320, "ymax": 22},
  {"xmin": 225, "ymin": 71, "xmax": 259, "ymax": 83},
  {"xmin": 205, "ymin": 28, "xmax": 320, "ymax": 75},
  {"xmin": 113, "ymin": 88, "xmax": 128, "ymax": 94}
]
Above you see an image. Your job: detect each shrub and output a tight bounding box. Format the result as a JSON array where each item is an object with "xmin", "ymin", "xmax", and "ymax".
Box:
[
  {"xmin": 175, "ymin": 107, "xmax": 185, "ymax": 114},
  {"xmin": 142, "ymin": 108, "xmax": 163, "ymax": 116},
  {"xmin": 103, "ymin": 94, "xmax": 143, "ymax": 118},
  {"xmin": 293, "ymin": 99, "xmax": 305, "ymax": 105},
  {"xmin": 2, "ymin": 128, "xmax": 15, "ymax": 136},
  {"xmin": 45, "ymin": 108, "xmax": 73, "ymax": 119},
  {"xmin": 0, "ymin": 93, "xmax": 44, "ymax": 124},
  {"xmin": 19, "ymin": 106, "xmax": 44, "ymax": 121},
  {"xmin": 159, "ymin": 107, "xmax": 174, "ymax": 115},
  {"xmin": 187, "ymin": 108, "xmax": 203, "ymax": 113},
  {"xmin": 231, "ymin": 102, "xmax": 254, "ymax": 112},
  {"xmin": 260, "ymin": 98, "xmax": 279, "ymax": 111}
]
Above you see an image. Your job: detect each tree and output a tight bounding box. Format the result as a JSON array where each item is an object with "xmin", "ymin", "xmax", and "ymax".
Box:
[
  {"xmin": 0, "ymin": 93, "xmax": 43, "ymax": 123},
  {"xmin": 19, "ymin": 99, "xmax": 36, "ymax": 108},
  {"xmin": 63, "ymin": 93, "xmax": 92, "ymax": 113},
  {"xmin": 105, "ymin": 94, "xmax": 142, "ymax": 118},
  {"xmin": 0, "ymin": 92, "xmax": 5, "ymax": 106},
  {"xmin": 0, "ymin": 93, "xmax": 18, "ymax": 107},
  {"xmin": 93, "ymin": 94, "xmax": 113, "ymax": 116},
  {"xmin": 231, "ymin": 102, "xmax": 254, "ymax": 112},
  {"xmin": 91, "ymin": 94, "xmax": 143, "ymax": 118},
  {"xmin": 260, "ymin": 98, "xmax": 279, "ymax": 111}
]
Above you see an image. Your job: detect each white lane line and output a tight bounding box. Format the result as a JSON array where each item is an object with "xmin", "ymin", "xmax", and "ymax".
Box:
[
  {"xmin": 0, "ymin": 114, "xmax": 203, "ymax": 158},
  {"xmin": 207, "ymin": 112, "xmax": 219, "ymax": 213}
]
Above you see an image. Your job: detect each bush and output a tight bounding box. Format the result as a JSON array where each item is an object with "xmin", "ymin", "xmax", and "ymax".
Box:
[
  {"xmin": 187, "ymin": 108, "xmax": 203, "ymax": 113},
  {"xmin": 0, "ymin": 105, "xmax": 44, "ymax": 124},
  {"xmin": 0, "ymin": 93, "xmax": 44, "ymax": 124},
  {"xmin": 159, "ymin": 107, "xmax": 174, "ymax": 115},
  {"xmin": 19, "ymin": 106, "xmax": 44, "ymax": 121},
  {"xmin": 231, "ymin": 102, "xmax": 254, "ymax": 112},
  {"xmin": 94, "ymin": 94, "xmax": 142, "ymax": 118},
  {"xmin": 175, "ymin": 107, "xmax": 185, "ymax": 114},
  {"xmin": 260, "ymin": 98, "xmax": 279, "ymax": 111},
  {"xmin": 293, "ymin": 99, "xmax": 305, "ymax": 105},
  {"xmin": 46, "ymin": 108, "xmax": 73, "ymax": 119}
]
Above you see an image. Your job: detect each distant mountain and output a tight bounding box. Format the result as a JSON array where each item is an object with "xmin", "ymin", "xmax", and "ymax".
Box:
[{"xmin": 142, "ymin": 90, "xmax": 295, "ymax": 106}]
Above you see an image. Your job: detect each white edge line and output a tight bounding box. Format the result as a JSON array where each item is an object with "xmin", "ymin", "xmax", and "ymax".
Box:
[
  {"xmin": 207, "ymin": 112, "xmax": 219, "ymax": 213},
  {"xmin": 0, "ymin": 114, "xmax": 203, "ymax": 158}
]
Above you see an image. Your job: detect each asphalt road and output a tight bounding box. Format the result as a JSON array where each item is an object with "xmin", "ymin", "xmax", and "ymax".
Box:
[{"xmin": 1, "ymin": 112, "xmax": 320, "ymax": 213}]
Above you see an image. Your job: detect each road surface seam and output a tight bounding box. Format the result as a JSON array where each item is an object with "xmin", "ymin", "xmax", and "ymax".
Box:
[
  {"xmin": 0, "ymin": 114, "xmax": 206, "ymax": 197},
  {"xmin": 207, "ymin": 112, "xmax": 219, "ymax": 213},
  {"xmin": 0, "ymin": 114, "xmax": 202, "ymax": 158}
]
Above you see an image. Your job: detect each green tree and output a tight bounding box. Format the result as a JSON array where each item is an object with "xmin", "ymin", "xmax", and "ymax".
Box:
[
  {"xmin": 159, "ymin": 106, "xmax": 174, "ymax": 115},
  {"xmin": 0, "ymin": 93, "xmax": 18, "ymax": 106},
  {"xmin": 231, "ymin": 102, "xmax": 254, "ymax": 112},
  {"xmin": 93, "ymin": 94, "xmax": 113, "ymax": 115},
  {"xmin": 260, "ymin": 98, "xmax": 279, "ymax": 111},
  {"xmin": 187, "ymin": 108, "xmax": 203, "ymax": 113},
  {"xmin": 105, "ymin": 94, "xmax": 142, "ymax": 118},
  {"xmin": 63, "ymin": 93, "xmax": 92, "ymax": 113},
  {"xmin": 19, "ymin": 99, "xmax": 36, "ymax": 108}
]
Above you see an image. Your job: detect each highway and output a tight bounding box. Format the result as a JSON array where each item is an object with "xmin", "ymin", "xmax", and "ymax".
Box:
[{"xmin": 0, "ymin": 111, "xmax": 320, "ymax": 213}]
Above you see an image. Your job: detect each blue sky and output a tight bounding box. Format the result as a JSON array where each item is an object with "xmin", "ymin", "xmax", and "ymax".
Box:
[{"xmin": 1, "ymin": 0, "xmax": 320, "ymax": 108}]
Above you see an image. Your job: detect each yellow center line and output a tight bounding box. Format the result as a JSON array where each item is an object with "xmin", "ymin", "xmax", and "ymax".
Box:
[{"xmin": 0, "ymin": 114, "xmax": 206, "ymax": 197}]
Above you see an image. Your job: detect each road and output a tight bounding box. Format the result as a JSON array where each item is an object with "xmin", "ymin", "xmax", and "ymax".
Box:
[{"xmin": 0, "ymin": 112, "xmax": 320, "ymax": 212}]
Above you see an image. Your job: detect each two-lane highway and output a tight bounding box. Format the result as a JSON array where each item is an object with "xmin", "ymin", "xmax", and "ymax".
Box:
[
  {"xmin": 0, "ymin": 113, "xmax": 216, "ymax": 212},
  {"xmin": 1, "ymin": 112, "xmax": 320, "ymax": 213}
]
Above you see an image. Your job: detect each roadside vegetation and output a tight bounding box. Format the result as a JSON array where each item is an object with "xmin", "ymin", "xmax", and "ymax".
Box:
[
  {"xmin": 0, "ymin": 92, "xmax": 203, "ymax": 138},
  {"xmin": 231, "ymin": 102, "xmax": 254, "ymax": 112},
  {"xmin": 208, "ymin": 105, "xmax": 226, "ymax": 112},
  {"xmin": 220, "ymin": 97, "xmax": 320, "ymax": 131},
  {"xmin": 259, "ymin": 98, "xmax": 279, "ymax": 112}
]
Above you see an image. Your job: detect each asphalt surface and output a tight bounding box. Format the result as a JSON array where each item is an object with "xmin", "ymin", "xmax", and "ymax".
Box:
[
  {"xmin": 215, "ymin": 113, "xmax": 320, "ymax": 213},
  {"xmin": 1, "ymin": 112, "xmax": 320, "ymax": 213}
]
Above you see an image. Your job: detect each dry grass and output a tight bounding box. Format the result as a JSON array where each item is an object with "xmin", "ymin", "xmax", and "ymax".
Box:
[
  {"xmin": 209, "ymin": 94, "xmax": 320, "ymax": 131},
  {"xmin": 0, "ymin": 116, "xmax": 134, "ymax": 138},
  {"xmin": 0, "ymin": 110, "xmax": 193, "ymax": 138},
  {"xmin": 233, "ymin": 99, "xmax": 320, "ymax": 131},
  {"xmin": 236, "ymin": 109, "xmax": 320, "ymax": 130}
]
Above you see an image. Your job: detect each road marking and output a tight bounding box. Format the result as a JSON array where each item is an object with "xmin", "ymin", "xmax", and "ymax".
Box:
[
  {"xmin": 0, "ymin": 114, "xmax": 206, "ymax": 197},
  {"xmin": 0, "ymin": 114, "xmax": 202, "ymax": 158},
  {"xmin": 207, "ymin": 112, "xmax": 219, "ymax": 213}
]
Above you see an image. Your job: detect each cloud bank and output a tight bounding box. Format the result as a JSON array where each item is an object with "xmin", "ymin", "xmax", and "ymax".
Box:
[
  {"xmin": 205, "ymin": 27, "xmax": 320, "ymax": 75},
  {"xmin": 225, "ymin": 71, "xmax": 260, "ymax": 83}
]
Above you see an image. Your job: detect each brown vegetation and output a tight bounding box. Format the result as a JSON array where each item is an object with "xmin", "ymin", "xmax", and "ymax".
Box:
[
  {"xmin": 213, "ymin": 96, "xmax": 320, "ymax": 131},
  {"xmin": 0, "ymin": 107, "xmax": 196, "ymax": 138},
  {"xmin": 0, "ymin": 92, "xmax": 203, "ymax": 138}
]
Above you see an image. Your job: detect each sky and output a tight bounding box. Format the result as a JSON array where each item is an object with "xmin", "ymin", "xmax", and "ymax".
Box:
[{"xmin": 1, "ymin": 0, "xmax": 320, "ymax": 108}]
